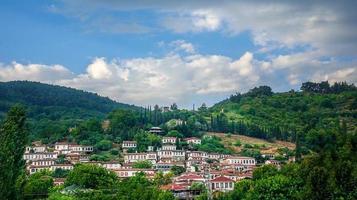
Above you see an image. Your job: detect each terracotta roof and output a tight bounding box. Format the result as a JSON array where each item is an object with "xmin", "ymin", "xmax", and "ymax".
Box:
[
  {"xmin": 211, "ymin": 176, "xmax": 234, "ymax": 182},
  {"xmin": 161, "ymin": 183, "xmax": 187, "ymax": 191},
  {"xmin": 226, "ymin": 156, "xmax": 255, "ymax": 159},
  {"xmin": 177, "ymin": 173, "xmax": 203, "ymax": 180},
  {"xmin": 123, "ymin": 141, "xmax": 137, "ymax": 143}
]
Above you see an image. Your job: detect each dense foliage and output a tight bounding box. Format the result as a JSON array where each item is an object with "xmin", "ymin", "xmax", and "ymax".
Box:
[
  {"xmin": 216, "ymin": 121, "xmax": 357, "ymax": 200},
  {"xmin": 0, "ymin": 81, "xmax": 138, "ymax": 143},
  {"xmin": 50, "ymin": 167, "xmax": 174, "ymax": 200},
  {"xmin": 0, "ymin": 105, "xmax": 28, "ymax": 199},
  {"xmin": 209, "ymin": 82, "xmax": 357, "ymax": 145}
]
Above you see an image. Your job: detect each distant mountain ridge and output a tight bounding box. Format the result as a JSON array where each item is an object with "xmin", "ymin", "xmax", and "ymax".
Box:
[{"xmin": 0, "ymin": 81, "xmax": 138, "ymax": 119}]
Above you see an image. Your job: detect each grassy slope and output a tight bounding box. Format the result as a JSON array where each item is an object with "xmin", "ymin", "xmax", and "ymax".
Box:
[{"xmin": 206, "ymin": 132, "xmax": 295, "ymax": 154}]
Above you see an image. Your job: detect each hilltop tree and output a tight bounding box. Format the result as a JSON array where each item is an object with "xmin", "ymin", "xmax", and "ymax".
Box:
[
  {"xmin": 0, "ymin": 105, "xmax": 28, "ymax": 199},
  {"xmin": 170, "ymin": 103, "xmax": 178, "ymax": 110}
]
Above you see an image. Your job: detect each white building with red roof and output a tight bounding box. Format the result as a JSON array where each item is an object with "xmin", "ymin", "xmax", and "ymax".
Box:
[
  {"xmin": 209, "ymin": 176, "xmax": 234, "ymax": 192},
  {"xmin": 114, "ymin": 169, "xmax": 155, "ymax": 178},
  {"xmin": 221, "ymin": 156, "xmax": 256, "ymax": 166},
  {"xmin": 174, "ymin": 173, "xmax": 206, "ymax": 184}
]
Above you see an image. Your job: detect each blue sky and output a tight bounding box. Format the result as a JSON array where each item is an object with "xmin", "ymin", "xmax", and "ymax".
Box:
[{"xmin": 0, "ymin": 0, "xmax": 356, "ymax": 107}]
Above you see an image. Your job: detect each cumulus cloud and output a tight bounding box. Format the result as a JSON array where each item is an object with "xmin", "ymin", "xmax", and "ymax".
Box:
[
  {"xmin": 169, "ymin": 40, "xmax": 196, "ymax": 54},
  {"xmin": 54, "ymin": 0, "xmax": 357, "ymax": 56},
  {"xmin": 87, "ymin": 57, "xmax": 113, "ymax": 79},
  {"xmin": 312, "ymin": 67, "xmax": 357, "ymax": 84},
  {"xmin": 0, "ymin": 62, "xmax": 74, "ymax": 82},
  {"xmin": 2, "ymin": 47, "xmax": 355, "ymax": 107}
]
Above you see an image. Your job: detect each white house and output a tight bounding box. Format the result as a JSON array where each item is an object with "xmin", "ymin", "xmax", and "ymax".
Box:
[
  {"xmin": 28, "ymin": 165, "xmax": 51, "ymax": 174},
  {"xmin": 24, "ymin": 152, "xmax": 58, "ymax": 161},
  {"xmin": 55, "ymin": 142, "xmax": 69, "ymax": 151},
  {"xmin": 208, "ymin": 153, "xmax": 221, "ymax": 160},
  {"xmin": 50, "ymin": 164, "xmax": 74, "ymax": 171},
  {"xmin": 101, "ymin": 161, "xmax": 122, "ymax": 170},
  {"xmin": 210, "ymin": 176, "xmax": 234, "ymax": 192},
  {"xmin": 162, "ymin": 137, "xmax": 177, "ymax": 144},
  {"xmin": 114, "ymin": 169, "xmax": 156, "ymax": 178},
  {"xmin": 161, "ymin": 144, "xmax": 177, "ymax": 151},
  {"xmin": 222, "ymin": 156, "xmax": 256, "ymax": 166},
  {"xmin": 187, "ymin": 151, "xmax": 208, "ymax": 159},
  {"xmin": 122, "ymin": 141, "xmax": 137, "ymax": 149},
  {"xmin": 31, "ymin": 159, "xmax": 55, "ymax": 167},
  {"xmin": 69, "ymin": 144, "xmax": 93, "ymax": 152},
  {"xmin": 124, "ymin": 152, "xmax": 157, "ymax": 164},
  {"xmin": 185, "ymin": 137, "xmax": 201, "ymax": 145},
  {"xmin": 33, "ymin": 146, "xmax": 47, "ymax": 153}
]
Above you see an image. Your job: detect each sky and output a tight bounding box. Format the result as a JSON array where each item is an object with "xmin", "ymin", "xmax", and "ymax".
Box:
[{"xmin": 0, "ymin": 0, "xmax": 356, "ymax": 108}]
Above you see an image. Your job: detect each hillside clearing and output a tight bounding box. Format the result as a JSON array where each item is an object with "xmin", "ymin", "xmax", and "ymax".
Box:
[{"xmin": 205, "ymin": 132, "xmax": 295, "ymax": 155}]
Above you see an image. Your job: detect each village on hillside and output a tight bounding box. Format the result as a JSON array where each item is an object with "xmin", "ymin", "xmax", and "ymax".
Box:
[{"xmin": 24, "ymin": 126, "xmax": 295, "ymax": 199}]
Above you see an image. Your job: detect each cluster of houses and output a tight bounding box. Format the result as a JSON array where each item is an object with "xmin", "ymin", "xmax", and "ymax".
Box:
[
  {"xmin": 24, "ymin": 142, "xmax": 94, "ymax": 175},
  {"xmin": 23, "ymin": 132, "xmax": 281, "ymax": 197}
]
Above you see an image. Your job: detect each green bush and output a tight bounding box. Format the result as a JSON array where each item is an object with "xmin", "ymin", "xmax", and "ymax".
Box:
[{"xmin": 234, "ymin": 140, "xmax": 242, "ymax": 147}]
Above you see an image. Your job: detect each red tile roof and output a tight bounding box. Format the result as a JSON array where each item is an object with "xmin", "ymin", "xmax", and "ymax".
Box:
[
  {"xmin": 177, "ymin": 173, "xmax": 203, "ymax": 181},
  {"xmin": 161, "ymin": 183, "xmax": 187, "ymax": 191},
  {"xmin": 211, "ymin": 176, "xmax": 234, "ymax": 182}
]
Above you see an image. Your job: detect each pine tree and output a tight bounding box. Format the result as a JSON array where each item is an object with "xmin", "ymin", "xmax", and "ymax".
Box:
[{"xmin": 0, "ymin": 105, "xmax": 28, "ymax": 199}]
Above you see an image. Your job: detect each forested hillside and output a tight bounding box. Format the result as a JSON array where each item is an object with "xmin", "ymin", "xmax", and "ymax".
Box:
[
  {"xmin": 205, "ymin": 82, "xmax": 357, "ymax": 146},
  {"xmin": 0, "ymin": 81, "xmax": 138, "ymax": 119},
  {"xmin": 0, "ymin": 81, "xmax": 138, "ymax": 143}
]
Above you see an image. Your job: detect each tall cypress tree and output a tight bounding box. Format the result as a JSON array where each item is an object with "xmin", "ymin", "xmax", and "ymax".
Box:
[{"xmin": 0, "ymin": 105, "xmax": 28, "ymax": 199}]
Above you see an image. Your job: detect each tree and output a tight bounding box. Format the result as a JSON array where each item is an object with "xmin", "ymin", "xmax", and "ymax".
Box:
[
  {"xmin": 166, "ymin": 130, "xmax": 183, "ymax": 138},
  {"xmin": 253, "ymin": 165, "xmax": 279, "ymax": 180},
  {"xmin": 198, "ymin": 103, "xmax": 208, "ymax": 112},
  {"xmin": 246, "ymin": 86, "xmax": 273, "ymax": 97},
  {"xmin": 0, "ymin": 105, "xmax": 28, "ymax": 199},
  {"xmin": 95, "ymin": 139, "xmax": 112, "ymax": 151},
  {"xmin": 65, "ymin": 164, "xmax": 118, "ymax": 189},
  {"xmin": 116, "ymin": 173, "xmax": 175, "ymax": 200},
  {"xmin": 170, "ymin": 165, "xmax": 186, "ymax": 175},
  {"xmin": 108, "ymin": 109, "xmax": 138, "ymax": 139},
  {"xmin": 248, "ymin": 175, "xmax": 300, "ymax": 200},
  {"xmin": 170, "ymin": 103, "xmax": 178, "ymax": 110},
  {"xmin": 24, "ymin": 170, "xmax": 54, "ymax": 199},
  {"xmin": 153, "ymin": 171, "xmax": 173, "ymax": 186},
  {"xmin": 52, "ymin": 168, "xmax": 70, "ymax": 178},
  {"xmin": 133, "ymin": 160, "xmax": 153, "ymax": 169}
]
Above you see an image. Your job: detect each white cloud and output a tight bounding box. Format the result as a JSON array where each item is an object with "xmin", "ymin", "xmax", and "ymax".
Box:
[
  {"xmin": 87, "ymin": 57, "xmax": 113, "ymax": 79},
  {"xmin": 0, "ymin": 62, "xmax": 74, "ymax": 82},
  {"xmin": 230, "ymin": 52, "xmax": 254, "ymax": 76},
  {"xmin": 1, "ymin": 49, "xmax": 356, "ymax": 107},
  {"xmin": 312, "ymin": 67, "xmax": 356, "ymax": 83},
  {"xmin": 191, "ymin": 10, "xmax": 221, "ymax": 31},
  {"xmin": 53, "ymin": 1, "xmax": 357, "ymax": 56},
  {"xmin": 170, "ymin": 40, "xmax": 196, "ymax": 54}
]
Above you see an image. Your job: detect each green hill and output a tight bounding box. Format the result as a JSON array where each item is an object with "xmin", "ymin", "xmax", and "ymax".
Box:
[
  {"xmin": 0, "ymin": 81, "xmax": 138, "ymax": 120},
  {"xmin": 206, "ymin": 82, "xmax": 357, "ymax": 143}
]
